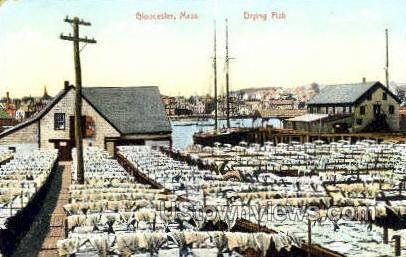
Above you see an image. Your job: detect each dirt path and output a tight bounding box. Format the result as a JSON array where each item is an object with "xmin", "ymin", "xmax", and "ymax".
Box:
[{"xmin": 12, "ymin": 162, "xmax": 71, "ymax": 257}]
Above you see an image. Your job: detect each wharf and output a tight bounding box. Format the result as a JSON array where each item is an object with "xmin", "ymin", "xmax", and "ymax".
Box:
[{"xmin": 194, "ymin": 127, "xmax": 406, "ymax": 146}]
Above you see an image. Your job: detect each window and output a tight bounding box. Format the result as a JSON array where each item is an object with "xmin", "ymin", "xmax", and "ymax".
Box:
[
  {"xmin": 54, "ymin": 113, "xmax": 65, "ymax": 130},
  {"xmin": 367, "ymin": 94, "xmax": 372, "ymax": 100},
  {"xmin": 389, "ymin": 105, "xmax": 394, "ymax": 115},
  {"xmin": 360, "ymin": 106, "xmax": 366, "ymax": 115},
  {"xmin": 327, "ymin": 107, "xmax": 333, "ymax": 115},
  {"xmin": 356, "ymin": 118, "xmax": 363, "ymax": 125},
  {"xmin": 383, "ymin": 93, "xmax": 388, "ymax": 100}
]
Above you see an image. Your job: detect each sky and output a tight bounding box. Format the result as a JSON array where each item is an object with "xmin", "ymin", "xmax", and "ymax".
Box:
[{"xmin": 0, "ymin": 0, "xmax": 406, "ymax": 98}]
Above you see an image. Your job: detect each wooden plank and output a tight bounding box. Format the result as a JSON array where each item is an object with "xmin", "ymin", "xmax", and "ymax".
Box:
[
  {"xmin": 37, "ymin": 249, "xmax": 59, "ymax": 257},
  {"xmin": 49, "ymin": 214, "xmax": 65, "ymax": 227},
  {"xmin": 47, "ymin": 227, "xmax": 65, "ymax": 237},
  {"xmin": 38, "ymin": 162, "xmax": 71, "ymax": 256}
]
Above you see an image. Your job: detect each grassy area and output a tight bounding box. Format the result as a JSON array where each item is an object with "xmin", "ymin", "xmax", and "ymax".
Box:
[{"xmin": 11, "ymin": 165, "xmax": 63, "ymax": 257}]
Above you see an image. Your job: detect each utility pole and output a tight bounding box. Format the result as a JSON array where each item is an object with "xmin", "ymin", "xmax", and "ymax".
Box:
[
  {"xmin": 213, "ymin": 20, "xmax": 218, "ymax": 131},
  {"xmin": 385, "ymin": 28, "xmax": 389, "ymax": 89},
  {"xmin": 225, "ymin": 19, "xmax": 230, "ymax": 129},
  {"xmin": 60, "ymin": 16, "xmax": 96, "ymax": 184}
]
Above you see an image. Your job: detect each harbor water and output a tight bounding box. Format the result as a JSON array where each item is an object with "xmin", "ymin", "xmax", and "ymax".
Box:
[{"xmin": 171, "ymin": 118, "xmax": 282, "ymax": 149}]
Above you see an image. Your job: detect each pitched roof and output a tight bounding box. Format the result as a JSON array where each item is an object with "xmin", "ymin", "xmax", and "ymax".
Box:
[
  {"xmin": 307, "ymin": 81, "xmax": 400, "ymax": 105},
  {"xmin": 82, "ymin": 86, "xmax": 171, "ymax": 134},
  {"xmin": 0, "ymin": 85, "xmax": 171, "ymax": 138}
]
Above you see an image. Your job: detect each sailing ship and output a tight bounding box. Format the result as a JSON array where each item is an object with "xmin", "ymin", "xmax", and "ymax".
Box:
[{"xmin": 193, "ymin": 19, "xmax": 248, "ymax": 146}]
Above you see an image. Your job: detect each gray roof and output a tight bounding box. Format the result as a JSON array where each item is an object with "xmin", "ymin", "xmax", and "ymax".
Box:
[
  {"xmin": 307, "ymin": 81, "xmax": 378, "ymax": 105},
  {"xmin": 82, "ymin": 86, "xmax": 171, "ymax": 134}
]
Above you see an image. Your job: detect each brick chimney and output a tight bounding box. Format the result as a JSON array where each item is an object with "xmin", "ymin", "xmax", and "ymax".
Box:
[
  {"xmin": 64, "ymin": 80, "xmax": 70, "ymax": 90},
  {"xmin": 362, "ymin": 77, "xmax": 366, "ymax": 83}
]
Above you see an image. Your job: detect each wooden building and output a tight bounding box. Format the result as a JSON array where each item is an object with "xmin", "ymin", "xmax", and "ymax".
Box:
[
  {"xmin": 0, "ymin": 82, "xmax": 172, "ymax": 159},
  {"xmin": 161, "ymin": 95, "xmax": 176, "ymax": 116},
  {"xmin": 0, "ymin": 107, "xmax": 18, "ymax": 132},
  {"xmin": 285, "ymin": 81, "xmax": 401, "ymax": 133},
  {"xmin": 400, "ymin": 107, "xmax": 406, "ymax": 131}
]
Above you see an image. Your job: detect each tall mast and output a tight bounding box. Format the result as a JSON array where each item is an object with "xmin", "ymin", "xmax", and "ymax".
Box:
[
  {"xmin": 385, "ymin": 28, "xmax": 389, "ymax": 89},
  {"xmin": 213, "ymin": 20, "xmax": 218, "ymax": 130},
  {"xmin": 225, "ymin": 18, "xmax": 231, "ymax": 128}
]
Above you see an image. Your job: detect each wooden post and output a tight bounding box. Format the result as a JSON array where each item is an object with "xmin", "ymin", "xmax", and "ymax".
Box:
[
  {"xmin": 203, "ymin": 190, "xmax": 206, "ymax": 208},
  {"xmin": 64, "ymin": 218, "xmax": 69, "ymax": 237},
  {"xmin": 385, "ymin": 28, "xmax": 390, "ymax": 88},
  {"xmin": 20, "ymin": 192, "xmax": 23, "ymax": 209},
  {"xmin": 307, "ymin": 218, "xmax": 312, "ymax": 257},
  {"xmin": 152, "ymin": 213, "xmax": 156, "ymax": 231},
  {"xmin": 61, "ymin": 17, "xmax": 96, "ymax": 184},
  {"xmin": 73, "ymin": 19, "xmax": 85, "ymax": 184},
  {"xmin": 393, "ymin": 235, "xmax": 401, "ymax": 256},
  {"xmin": 383, "ymin": 226, "xmax": 389, "ymax": 244}
]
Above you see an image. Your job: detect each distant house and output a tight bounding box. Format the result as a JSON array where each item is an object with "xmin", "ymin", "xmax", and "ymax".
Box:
[
  {"xmin": 2, "ymin": 92, "xmax": 16, "ymax": 118},
  {"xmin": 285, "ymin": 81, "xmax": 401, "ymax": 133},
  {"xmin": 192, "ymin": 101, "xmax": 206, "ymax": 114},
  {"xmin": 0, "ymin": 81, "xmax": 172, "ymax": 158},
  {"xmin": 263, "ymin": 99, "xmax": 297, "ymax": 110},
  {"xmin": 245, "ymin": 100, "xmax": 261, "ymax": 114},
  {"xmin": 15, "ymin": 108, "xmax": 26, "ymax": 121},
  {"xmin": 0, "ymin": 107, "xmax": 18, "ymax": 132},
  {"xmin": 161, "ymin": 95, "xmax": 176, "ymax": 116}
]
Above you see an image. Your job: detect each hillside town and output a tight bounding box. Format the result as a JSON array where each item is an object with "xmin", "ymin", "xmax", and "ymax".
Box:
[{"xmin": 2, "ymin": 82, "xmax": 406, "ymax": 133}]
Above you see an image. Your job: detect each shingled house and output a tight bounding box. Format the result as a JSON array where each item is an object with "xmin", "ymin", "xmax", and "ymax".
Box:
[
  {"xmin": 0, "ymin": 82, "xmax": 172, "ymax": 159},
  {"xmin": 285, "ymin": 81, "xmax": 400, "ymax": 133},
  {"xmin": 0, "ymin": 107, "xmax": 19, "ymax": 132}
]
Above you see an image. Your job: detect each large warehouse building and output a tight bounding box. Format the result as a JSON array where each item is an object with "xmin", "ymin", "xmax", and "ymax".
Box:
[{"xmin": 285, "ymin": 81, "xmax": 400, "ymax": 133}]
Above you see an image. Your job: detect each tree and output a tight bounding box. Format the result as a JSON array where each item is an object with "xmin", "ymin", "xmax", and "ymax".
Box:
[
  {"xmin": 310, "ymin": 82, "xmax": 320, "ymax": 94},
  {"xmin": 396, "ymin": 87, "xmax": 406, "ymax": 103}
]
